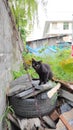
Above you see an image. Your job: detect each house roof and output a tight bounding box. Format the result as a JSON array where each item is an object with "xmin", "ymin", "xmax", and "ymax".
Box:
[{"xmin": 26, "ymin": 34, "xmax": 68, "ymax": 43}]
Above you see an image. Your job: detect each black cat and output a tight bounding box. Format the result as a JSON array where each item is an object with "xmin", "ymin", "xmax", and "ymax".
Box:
[{"xmin": 32, "ymin": 58, "xmax": 53, "ymax": 85}]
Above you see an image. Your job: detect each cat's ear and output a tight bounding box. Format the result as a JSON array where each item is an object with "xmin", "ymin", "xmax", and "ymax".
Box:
[
  {"xmin": 32, "ymin": 58, "xmax": 35, "ymax": 61},
  {"xmin": 38, "ymin": 60, "xmax": 42, "ymax": 64}
]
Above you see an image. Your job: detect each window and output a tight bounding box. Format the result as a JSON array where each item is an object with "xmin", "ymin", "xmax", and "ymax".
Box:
[
  {"xmin": 52, "ymin": 22, "xmax": 57, "ymax": 29},
  {"xmin": 63, "ymin": 22, "xmax": 69, "ymax": 30}
]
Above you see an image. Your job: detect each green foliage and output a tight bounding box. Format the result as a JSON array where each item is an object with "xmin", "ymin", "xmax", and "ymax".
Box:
[
  {"xmin": 12, "ymin": 52, "xmax": 39, "ymax": 79},
  {"xmin": 12, "ymin": 64, "xmax": 26, "ymax": 79},
  {"xmin": 60, "ymin": 57, "xmax": 73, "ymax": 73},
  {"xmin": 13, "ymin": 48, "xmax": 73, "ymax": 82},
  {"xmin": 27, "ymin": 67, "xmax": 39, "ymax": 79},
  {"xmin": 48, "ymin": 48, "xmax": 73, "ymax": 82},
  {"xmin": 0, "ymin": 106, "xmax": 14, "ymax": 129},
  {"xmin": 9, "ymin": 0, "xmax": 38, "ymax": 48}
]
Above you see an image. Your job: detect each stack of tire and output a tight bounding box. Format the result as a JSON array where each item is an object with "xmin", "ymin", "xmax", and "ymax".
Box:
[{"xmin": 8, "ymin": 75, "xmax": 57, "ymax": 118}]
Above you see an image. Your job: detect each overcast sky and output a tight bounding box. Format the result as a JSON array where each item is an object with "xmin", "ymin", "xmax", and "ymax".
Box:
[
  {"xmin": 47, "ymin": 0, "xmax": 73, "ymax": 13},
  {"xmin": 46, "ymin": 0, "xmax": 73, "ymax": 18}
]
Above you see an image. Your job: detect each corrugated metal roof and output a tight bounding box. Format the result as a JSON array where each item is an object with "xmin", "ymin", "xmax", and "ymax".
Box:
[{"xmin": 26, "ymin": 34, "xmax": 68, "ymax": 43}]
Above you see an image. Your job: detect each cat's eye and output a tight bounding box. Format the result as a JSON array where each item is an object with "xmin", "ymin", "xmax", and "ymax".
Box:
[{"xmin": 36, "ymin": 64, "xmax": 39, "ymax": 67}]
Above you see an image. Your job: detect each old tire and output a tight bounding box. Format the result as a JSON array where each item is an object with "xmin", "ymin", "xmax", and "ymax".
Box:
[{"xmin": 9, "ymin": 92, "xmax": 57, "ymax": 118}]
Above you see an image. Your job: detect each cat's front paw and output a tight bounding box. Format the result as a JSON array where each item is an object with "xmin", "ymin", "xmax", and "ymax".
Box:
[
  {"xmin": 39, "ymin": 82, "xmax": 44, "ymax": 85},
  {"xmin": 43, "ymin": 81, "xmax": 47, "ymax": 84},
  {"xmin": 39, "ymin": 82, "xmax": 41, "ymax": 85}
]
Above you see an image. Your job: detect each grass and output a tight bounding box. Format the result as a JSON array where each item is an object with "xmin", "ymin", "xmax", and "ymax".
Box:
[{"xmin": 13, "ymin": 47, "xmax": 73, "ymax": 82}]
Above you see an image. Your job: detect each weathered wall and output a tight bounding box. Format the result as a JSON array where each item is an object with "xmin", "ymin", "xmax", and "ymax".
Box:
[{"xmin": 0, "ymin": 0, "xmax": 23, "ymax": 129}]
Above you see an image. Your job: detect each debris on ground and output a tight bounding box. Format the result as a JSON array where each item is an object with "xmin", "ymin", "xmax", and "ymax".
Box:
[{"xmin": 7, "ymin": 74, "xmax": 73, "ymax": 130}]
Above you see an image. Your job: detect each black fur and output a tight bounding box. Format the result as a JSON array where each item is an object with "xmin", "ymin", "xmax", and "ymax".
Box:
[{"xmin": 32, "ymin": 59, "xmax": 53, "ymax": 85}]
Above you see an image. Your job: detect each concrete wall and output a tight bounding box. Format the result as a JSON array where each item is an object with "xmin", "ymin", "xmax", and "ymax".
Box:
[{"xmin": 0, "ymin": 0, "xmax": 23, "ymax": 129}]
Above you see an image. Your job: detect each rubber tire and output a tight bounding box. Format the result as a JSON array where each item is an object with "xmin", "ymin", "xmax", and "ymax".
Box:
[{"xmin": 9, "ymin": 93, "xmax": 57, "ymax": 118}]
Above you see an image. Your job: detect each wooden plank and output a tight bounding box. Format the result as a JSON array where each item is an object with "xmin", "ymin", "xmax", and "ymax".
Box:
[
  {"xmin": 8, "ymin": 82, "xmax": 33, "ymax": 96},
  {"xmin": 8, "ymin": 79, "xmax": 40, "ymax": 97},
  {"xmin": 53, "ymin": 78, "xmax": 73, "ymax": 92},
  {"xmin": 50, "ymin": 110, "xmax": 59, "ymax": 121},
  {"xmin": 7, "ymin": 74, "xmax": 33, "ymax": 96},
  {"xmin": 10, "ymin": 74, "xmax": 32, "ymax": 88},
  {"xmin": 60, "ymin": 89, "xmax": 73, "ymax": 102},
  {"xmin": 47, "ymin": 83, "xmax": 61, "ymax": 98},
  {"xmin": 7, "ymin": 113, "xmax": 20, "ymax": 128},
  {"xmin": 68, "ymin": 84, "xmax": 73, "ymax": 90},
  {"xmin": 55, "ymin": 110, "xmax": 73, "ymax": 130},
  {"xmin": 8, "ymin": 76, "xmax": 57, "ymax": 97},
  {"xmin": 21, "ymin": 82, "xmax": 56, "ymax": 99},
  {"xmin": 34, "ymin": 80, "xmax": 56, "ymax": 90},
  {"xmin": 15, "ymin": 88, "xmax": 34, "ymax": 98},
  {"xmin": 42, "ymin": 116, "xmax": 56, "ymax": 129},
  {"xmin": 32, "ymin": 80, "xmax": 56, "ymax": 90},
  {"xmin": 17, "ymin": 118, "xmax": 41, "ymax": 130},
  {"xmin": 66, "ymin": 100, "xmax": 73, "ymax": 107},
  {"xmin": 21, "ymin": 90, "xmax": 40, "ymax": 99}
]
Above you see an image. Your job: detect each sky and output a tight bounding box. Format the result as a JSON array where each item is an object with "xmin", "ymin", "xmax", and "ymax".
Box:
[
  {"xmin": 27, "ymin": 0, "xmax": 73, "ymax": 41},
  {"xmin": 44, "ymin": 0, "xmax": 73, "ymax": 20},
  {"xmin": 47, "ymin": 0, "xmax": 73, "ymax": 13}
]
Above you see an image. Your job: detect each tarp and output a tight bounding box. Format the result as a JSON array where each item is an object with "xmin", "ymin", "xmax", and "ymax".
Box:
[{"xmin": 26, "ymin": 42, "xmax": 70, "ymax": 57}]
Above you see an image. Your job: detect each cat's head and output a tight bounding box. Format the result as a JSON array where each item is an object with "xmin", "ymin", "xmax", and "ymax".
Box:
[{"xmin": 32, "ymin": 58, "xmax": 42, "ymax": 70}]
